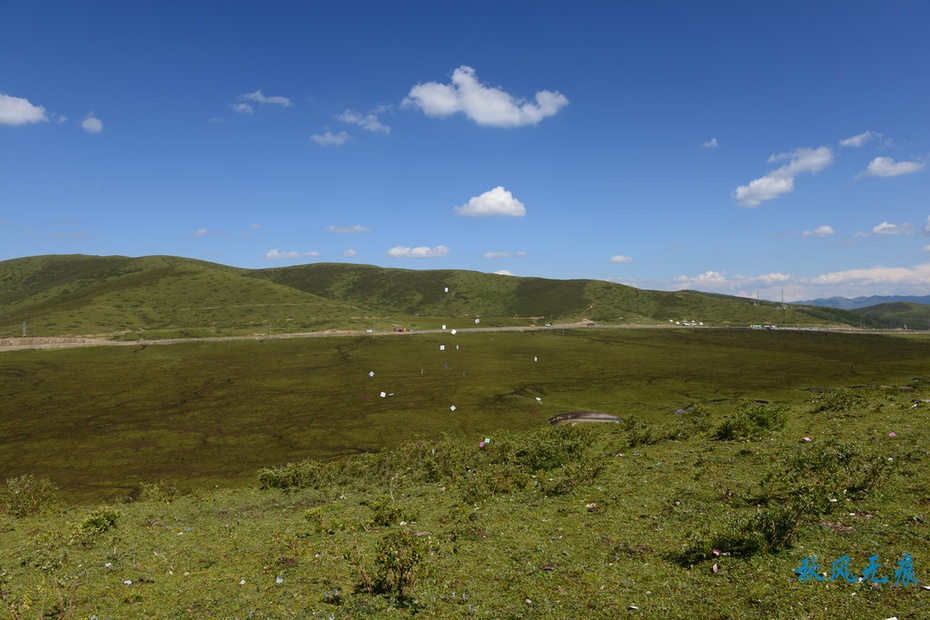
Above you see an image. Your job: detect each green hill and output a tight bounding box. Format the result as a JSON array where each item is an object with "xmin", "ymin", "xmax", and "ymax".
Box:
[
  {"xmin": 853, "ymin": 301, "xmax": 930, "ymax": 330},
  {"xmin": 0, "ymin": 254, "xmax": 879, "ymax": 338}
]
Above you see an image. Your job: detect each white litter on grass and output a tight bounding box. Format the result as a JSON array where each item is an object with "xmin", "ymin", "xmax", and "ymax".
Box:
[
  {"xmin": 380, "ymin": 392, "xmax": 386, "ymax": 398},
  {"xmin": 240, "ymin": 579, "xmax": 246, "ymax": 585},
  {"xmin": 440, "ymin": 345, "xmax": 445, "ymax": 350},
  {"xmin": 450, "ymin": 405, "xmax": 457, "ymax": 411},
  {"xmin": 475, "ymin": 319, "xmax": 480, "ymax": 324},
  {"xmin": 276, "ymin": 576, "xmax": 284, "ymax": 584},
  {"xmin": 124, "ymin": 580, "xmax": 132, "ymax": 585},
  {"xmin": 536, "ymin": 397, "xmax": 542, "ymax": 402},
  {"xmin": 369, "ymin": 371, "xmax": 375, "ymax": 377},
  {"xmin": 451, "ymin": 329, "xmax": 457, "ymax": 335},
  {"xmin": 534, "ymin": 356, "xmax": 538, "ymax": 362}
]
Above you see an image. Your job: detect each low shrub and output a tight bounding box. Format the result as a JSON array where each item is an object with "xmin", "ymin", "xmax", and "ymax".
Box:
[
  {"xmin": 4, "ymin": 474, "xmax": 58, "ymax": 518},
  {"xmin": 714, "ymin": 401, "xmax": 786, "ymax": 441}
]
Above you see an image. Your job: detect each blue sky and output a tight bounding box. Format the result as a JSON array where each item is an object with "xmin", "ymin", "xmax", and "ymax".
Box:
[{"xmin": 1, "ymin": 1, "xmax": 928, "ymax": 301}]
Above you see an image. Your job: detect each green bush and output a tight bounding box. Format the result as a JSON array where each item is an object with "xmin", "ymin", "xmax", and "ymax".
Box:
[
  {"xmin": 714, "ymin": 401, "xmax": 786, "ymax": 440},
  {"xmin": 370, "ymin": 530, "xmax": 428, "ymax": 602},
  {"xmin": 4, "ymin": 474, "xmax": 58, "ymax": 518},
  {"xmin": 72, "ymin": 507, "xmax": 121, "ymax": 543}
]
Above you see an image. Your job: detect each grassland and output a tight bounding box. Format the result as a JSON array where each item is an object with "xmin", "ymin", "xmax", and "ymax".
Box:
[
  {"xmin": 2, "ymin": 377, "xmax": 928, "ymax": 618},
  {"xmin": 2, "ymin": 328, "xmax": 929, "ymax": 506}
]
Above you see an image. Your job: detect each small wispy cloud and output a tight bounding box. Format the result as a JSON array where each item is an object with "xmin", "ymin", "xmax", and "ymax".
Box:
[
  {"xmin": 609, "ymin": 255, "xmax": 635, "ymax": 264},
  {"xmin": 326, "ymin": 225, "xmax": 371, "ymax": 233},
  {"xmin": 311, "ymin": 131, "xmax": 351, "ymax": 146},
  {"xmin": 454, "ymin": 186, "xmax": 526, "ymax": 217},
  {"xmin": 239, "ymin": 89, "xmax": 291, "ymax": 108},
  {"xmin": 403, "ymin": 65, "xmax": 569, "ymax": 127},
  {"xmin": 230, "ymin": 103, "xmax": 253, "ymax": 115},
  {"xmin": 494, "ymin": 270, "xmax": 515, "ymax": 276},
  {"xmin": 192, "ymin": 228, "xmax": 209, "ymax": 237},
  {"xmin": 858, "ymin": 156, "xmax": 924, "ymax": 178},
  {"xmin": 839, "ymin": 131, "xmax": 882, "ymax": 148},
  {"xmin": 856, "ymin": 221, "xmax": 913, "ymax": 237},
  {"xmin": 733, "ymin": 146, "xmax": 833, "ymax": 207},
  {"xmin": 338, "ymin": 109, "xmax": 390, "ymax": 134},
  {"xmin": 264, "ymin": 249, "xmax": 320, "ymax": 260},
  {"xmin": 386, "ymin": 245, "xmax": 450, "ymax": 258},
  {"xmin": 802, "ymin": 225, "xmax": 835, "ymax": 238},
  {"xmin": 82, "ymin": 113, "xmax": 103, "ymax": 133},
  {"xmin": 0, "ymin": 93, "xmax": 48, "ymax": 125},
  {"xmin": 703, "ymin": 137, "xmax": 719, "ymax": 149},
  {"xmin": 343, "ymin": 249, "xmax": 358, "ymax": 257}
]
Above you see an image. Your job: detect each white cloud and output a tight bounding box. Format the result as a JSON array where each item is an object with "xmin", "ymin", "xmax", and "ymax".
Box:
[
  {"xmin": 733, "ymin": 146, "xmax": 833, "ymax": 207},
  {"xmin": 806, "ymin": 264, "xmax": 930, "ymax": 287},
  {"xmin": 311, "ymin": 131, "xmax": 350, "ymax": 146},
  {"xmin": 192, "ymin": 228, "xmax": 209, "ymax": 237},
  {"xmin": 326, "ymin": 225, "xmax": 371, "ymax": 233},
  {"xmin": 82, "ymin": 114, "xmax": 103, "ymax": 133},
  {"xmin": 703, "ymin": 138, "xmax": 719, "ymax": 149},
  {"xmin": 264, "ymin": 249, "xmax": 321, "ymax": 260},
  {"xmin": 239, "ymin": 89, "xmax": 291, "ymax": 108},
  {"xmin": 343, "ymin": 249, "xmax": 358, "ymax": 257},
  {"xmin": 338, "ymin": 109, "xmax": 390, "ymax": 134},
  {"xmin": 839, "ymin": 131, "xmax": 881, "ymax": 147},
  {"xmin": 859, "ymin": 156, "xmax": 924, "ymax": 177},
  {"xmin": 856, "ymin": 221, "xmax": 913, "ymax": 237},
  {"xmin": 0, "ymin": 94, "xmax": 49, "ymax": 125},
  {"xmin": 454, "ymin": 186, "xmax": 526, "ymax": 217},
  {"xmin": 923, "ymin": 245, "xmax": 930, "ymax": 253},
  {"xmin": 609, "ymin": 255, "xmax": 634, "ymax": 264},
  {"xmin": 802, "ymin": 225, "xmax": 835, "ymax": 238},
  {"xmin": 386, "ymin": 245, "xmax": 450, "ymax": 258},
  {"xmin": 403, "ymin": 65, "xmax": 569, "ymax": 127},
  {"xmin": 924, "ymin": 216, "xmax": 930, "ymax": 235},
  {"xmin": 494, "ymin": 270, "xmax": 515, "ymax": 276},
  {"xmin": 230, "ymin": 102, "xmax": 254, "ymax": 115}
]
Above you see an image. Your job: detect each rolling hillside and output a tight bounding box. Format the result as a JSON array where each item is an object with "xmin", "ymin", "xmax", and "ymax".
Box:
[
  {"xmin": 853, "ymin": 301, "xmax": 930, "ymax": 330},
  {"xmin": 0, "ymin": 254, "xmax": 879, "ymax": 338}
]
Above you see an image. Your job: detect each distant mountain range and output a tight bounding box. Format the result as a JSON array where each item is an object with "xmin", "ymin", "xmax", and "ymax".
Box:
[{"xmin": 798, "ymin": 295, "xmax": 930, "ymax": 310}]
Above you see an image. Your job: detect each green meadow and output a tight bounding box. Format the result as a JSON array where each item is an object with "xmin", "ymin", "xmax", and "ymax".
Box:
[{"xmin": 2, "ymin": 328, "xmax": 928, "ymax": 505}]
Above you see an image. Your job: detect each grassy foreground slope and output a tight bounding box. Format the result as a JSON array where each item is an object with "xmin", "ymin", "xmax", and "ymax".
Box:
[
  {"xmin": 0, "ymin": 254, "xmax": 879, "ymax": 338},
  {"xmin": 2, "ymin": 384, "xmax": 928, "ymax": 618}
]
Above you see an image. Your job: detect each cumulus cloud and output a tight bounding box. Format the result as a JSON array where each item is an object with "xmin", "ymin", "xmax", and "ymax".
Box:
[
  {"xmin": 338, "ymin": 109, "xmax": 390, "ymax": 133},
  {"xmin": 859, "ymin": 156, "xmax": 924, "ymax": 177},
  {"xmin": 802, "ymin": 225, "xmax": 835, "ymax": 238},
  {"xmin": 239, "ymin": 89, "xmax": 291, "ymax": 108},
  {"xmin": 454, "ymin": 186, "xmax": 526, "ymax": 217},
  {"xmin": 386, "ymin": 245, "xmax": 450, "ymax": 258},
  {"xmin": 494, "ymin": 270, "xmax": 515, "ymax": 276},
  {"xmin": 311, "ymin": 131, "xmax": 350, "ymax": 146},
  {"xmin": 703, "ymin": 138, "xmax": 719, "ymax": 149},
  {"xmin": 264, "ymin": 249, "xmax": 321, "ymax": 260},
  {"xmin": 0, "ymin": 93, "xmax": 48, "ymax": 125},
  {"xmin": 82, "ymin": 114, "xmax": 103, "ymax": 133},
  {"xmin": 839, "ymin": 131, "xmax": 882, "ymax": 148},
  {"xmin": 326, "ymin": 225, "xmax": 371, "ymax": 233},
  {"xmin": 733, "ymin": 146, "xmax": 833, "ymax": 207},
  {"xmin": 403, "ymin": 66, "xmax": 569, "ymax": 127},
  {"xmin": 609, "ymin": 255, "xmax": 635, "ymax": 264}
]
